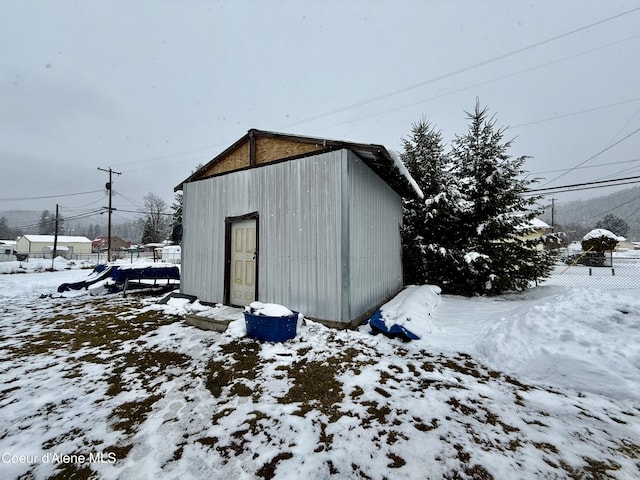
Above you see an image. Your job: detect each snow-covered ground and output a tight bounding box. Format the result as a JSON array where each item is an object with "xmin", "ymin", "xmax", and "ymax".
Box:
[{"xmin": 1, "ymin": 259, "xmax": 639, "ymax": 479}]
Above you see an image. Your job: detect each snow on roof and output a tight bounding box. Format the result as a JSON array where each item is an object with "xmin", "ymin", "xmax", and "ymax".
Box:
[
  {"xmin": 513, "ymin": 215, "xmax": 551, "ymax": 231},
  {"xmin": 21, "ymin": 235, "xmax": 92, "ymax": 243},
  {"xmin": 385, "ymin": 148, "xmax": 425, "ymax": 199},
  {"xmin": 582, "ymin": 228, "xmax": 625, "ymax": 242},
  {"xmin": 529, "ymin": 218, "xmax": 550, "ymax": 229}
]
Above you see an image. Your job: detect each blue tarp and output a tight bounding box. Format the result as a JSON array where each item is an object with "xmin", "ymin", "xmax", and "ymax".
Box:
[
  {"xmin": 57, "ymin": 264, "xmax": 180, "ymax": 293},
  {"xmin": 57, "ymin": 265, "xmax": 114, "ymax": 292},
  {"xmin": 111, "ymin": 266, "xmax": 180, "ymax": 283},
  {"xmin": 368, "ymin": 309, "xmax": 420, "ymax": 342}
]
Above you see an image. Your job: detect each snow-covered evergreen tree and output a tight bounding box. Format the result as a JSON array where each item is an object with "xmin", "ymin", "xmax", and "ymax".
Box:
[
  {"xmin": 400, "ymin": 118, "xmax": 471, "ymax": 287},
  {"xmin": 448, "ymin": 100, "xmax": 555, "ymax": 294},
  {"xmin": 401, "ymin": 102, "xmax": 555, "ymax": 295}
]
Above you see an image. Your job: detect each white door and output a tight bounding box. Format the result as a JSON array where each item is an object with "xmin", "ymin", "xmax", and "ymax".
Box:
[{"xmin": 230, "ymin": 219, "xmax": 257, "ymax": 305}]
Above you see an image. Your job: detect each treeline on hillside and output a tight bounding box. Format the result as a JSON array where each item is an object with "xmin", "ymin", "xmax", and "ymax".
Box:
[
  {"xmin": 0, "ymin": 213, "xmax": 144, "ymax": 244},
  {"xmin": 539, "ymin": 186, "xmax": 640, "ymax": 242},
  {"xmin": 0, "ymin": 192, "xmax": 183, "ymax": 245}
]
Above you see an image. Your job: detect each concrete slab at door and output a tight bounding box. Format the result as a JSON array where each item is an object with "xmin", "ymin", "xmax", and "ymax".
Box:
[{"xmin": 230, "ymin": 219, "xmax": 256, "ymax": 305}]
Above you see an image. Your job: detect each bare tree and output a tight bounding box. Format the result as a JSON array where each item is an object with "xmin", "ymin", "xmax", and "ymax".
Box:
[{"xmin": 141, "ymin": 193, "xmax": 170, "ymax": 244}]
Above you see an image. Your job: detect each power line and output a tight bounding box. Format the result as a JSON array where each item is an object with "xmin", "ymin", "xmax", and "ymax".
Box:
[
  {"xmin": 303, "ymin": 37, "xmax": 640, "ymax": 136},
  {"xmin": 591, "ymin": 162, "xmax": 640, "ymax": 183},
  {"xmin": 527, "ymin": 174, "xmax": 640, "ymax": 195},
  {"xmin": 279, "ymin": 6, "xmax": 640, "ymax": 131},
  {"xmin": 113, "ymin": 190, "xmax": 145, "ymax": 210},
  {"xmin": 116, "ymin": 208, "xmax": 173, "ymax": 216},
  {"xmin": 590, "ymin": 192, "xmax": 640, "ymax": 220},
  {"xmin": 532, "ymin": 157, "xmax": 640, "ymax": 176},
  {"xmin": 7, "ymin": 208, "xmax": 105, "ymax": 231},
  {"xmin": 622, "ymin": 202, "xmax": 640, "ymax": 221},
  {"xmin": 107, "ymin": 12, "xmax": 640, "ymax": 172},
  {"xmin": 0, "ymin": 190, "xmax": 105, "ymax": 203},
  {"xmin": 538, "ymin": 125, "xmax": 640, "ymax": 187},
  {"xmin": 511, "ymin": 98, "xmax": 640, "ymax": 128},
  {"xmin": 59, "ymin": 192, "xmax": 107, "ymax": 211}
]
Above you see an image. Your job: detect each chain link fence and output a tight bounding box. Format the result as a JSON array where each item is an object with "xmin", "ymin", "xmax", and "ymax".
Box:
[
  {"xmin": 14, "ymin": 251, "xmax": 180, "ymax": 265},
  {"xmin": 540, "ymin": 255, "xmax": 640, "ymax": 290}
]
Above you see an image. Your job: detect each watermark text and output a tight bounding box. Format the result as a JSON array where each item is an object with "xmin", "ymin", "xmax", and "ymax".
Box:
[{"xmin": 2, "ymin": 451, "xmax": 117, "ymax": 465}]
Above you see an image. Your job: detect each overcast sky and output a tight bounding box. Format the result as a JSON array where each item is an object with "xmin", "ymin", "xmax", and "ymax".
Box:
[{"xmin": 1, "ymin": 1, "xmax": 639, "ymax": 226}]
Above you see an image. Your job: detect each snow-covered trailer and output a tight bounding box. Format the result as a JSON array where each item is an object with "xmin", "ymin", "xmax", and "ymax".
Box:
[
  {"xmin": 175, "ymin": 129, "xmax": 421, "ymax": 328},
  {"xmin": 0, "ymin": 240, "xmax": 16, "ymax": 262}
]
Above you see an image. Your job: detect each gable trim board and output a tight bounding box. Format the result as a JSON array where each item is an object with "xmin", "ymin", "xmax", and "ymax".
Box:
[{"xmin": 180, "ymin": 148, "xmax": 404, "ymax": 327}]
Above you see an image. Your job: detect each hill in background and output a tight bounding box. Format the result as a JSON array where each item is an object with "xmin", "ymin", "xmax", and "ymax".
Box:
[
  {"xmin": 539, "ymin": 185, "xmax": 640, "ymax": 242},
  {"xmin": 0, "ymin": 210, "xmax": 141, "ymax": 242},
  {"xmin": 5, "ymin": 186, "xmax": 640, "ymax": 244}
]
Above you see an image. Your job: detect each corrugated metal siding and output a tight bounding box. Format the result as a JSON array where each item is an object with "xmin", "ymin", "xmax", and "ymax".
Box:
[
  {"xmin": 182, "ymin": 148, "xmax": 404, "ymax": 324},
  {"xmin": 347, "ymin": 152, "xmax": 404, "ymax": 319},
  {"xmin": 182, "ymin": 150, "xmax": 345, "ymax": 321}
]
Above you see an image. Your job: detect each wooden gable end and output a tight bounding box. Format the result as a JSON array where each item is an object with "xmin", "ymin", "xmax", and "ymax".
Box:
[
  {"xmin": 201, "ymin": 138, "xmax": 251, "ymax": 177},
  {"xmin": 197, "ymin": 132, "xmax": 326, "ymax": 179},
  {"xmin": 254, "ymin": 136, "xmax": 324, "ymax": 165}
]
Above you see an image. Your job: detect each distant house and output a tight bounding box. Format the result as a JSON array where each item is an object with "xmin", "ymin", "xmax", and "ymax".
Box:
[
  {"xmin": 517, "ymin": 218, "xmax": 553, "ymax": 250},
  {"xmin": 16, "ymin": 235, "xmax": 92, "ymax": 259},
  {"xmin": 0, "ymin": 240, "xmax": 16, "ymax": 262},
  {"xmin": 92, "ymin": 236, "xmax": 131, "ymax": 253},
  {"xmin": 175, "ymin": 128, "xmax": 421, "ymax": 328}
]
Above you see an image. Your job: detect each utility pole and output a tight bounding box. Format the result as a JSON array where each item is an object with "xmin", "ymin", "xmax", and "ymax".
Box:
[
  {"xmin": 550, "ymin": 198, "xmax": 555, "ymax": 233},
  {"xmin": 98, "ymin": 167, "xmax": 122, "ymax": 262},
  {"xmin": 51, "ymin": 204, "xmax": 59, "ymax": 271}
]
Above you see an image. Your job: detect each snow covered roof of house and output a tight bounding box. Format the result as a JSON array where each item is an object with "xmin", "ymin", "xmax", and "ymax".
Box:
[
  {"xmin": 20, "ymin": 235, "xmax": 92, "ymax": 243},
  {"xmin": 514, "ymin": 216, "xmax": 551, "ymax": 231},
  {"xmin": 529, "ymin": 218, "xmax": 550, "ymax": 229},
  {"xmin": 175, "ymin": 128, "xmax": 423, "ymax": 199}
]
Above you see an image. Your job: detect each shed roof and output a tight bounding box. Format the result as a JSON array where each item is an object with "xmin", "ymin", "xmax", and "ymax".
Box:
[
  {"xmin": 20, "ymin": 235, "xmax": 92, "ymax": 243},
  {"xmin": 175, "ymin": 129, "xmax": 422, "ymax": 198}
]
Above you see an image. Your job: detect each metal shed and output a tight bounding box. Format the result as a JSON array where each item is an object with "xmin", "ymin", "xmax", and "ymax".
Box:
[
  {"xmin": 175, "ymin": 129, "xmax": 419, "ymax": 328},
  {"xmin": 15, "ymin": 235, "xmax": 93, "ymax": 259}
]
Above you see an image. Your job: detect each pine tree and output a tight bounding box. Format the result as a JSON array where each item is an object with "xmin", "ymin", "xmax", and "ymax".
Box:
[
  {"xmin": 400, "ymin": 118, "xmax": 472, "ymax": 287},
  {"xmin": 0, "ymin": 216, "xmax": 13, "ymax": 239},
  {"xmin": 38, "ymin": 210, "xmax": 55, "ymax": 235},
  {"xmin": 448, "ymin": 100, "xmax": 555, "ymax": 295},
  {"xmin": 37, "ymin": 210, "xmax": 64, "ymax": 235},
  {"xmin": 595, "ymin": 213, "xmax": 629, "ymax": 238},
  {"xmin": 170, "ymin": 191, "xmax": 183, "ymax": 244}
]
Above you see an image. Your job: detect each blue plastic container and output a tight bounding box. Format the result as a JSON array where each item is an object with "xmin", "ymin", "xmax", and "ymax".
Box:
[{"xmin": 244, "ymin": 311, "xmax": 299, "ymax": 342}]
